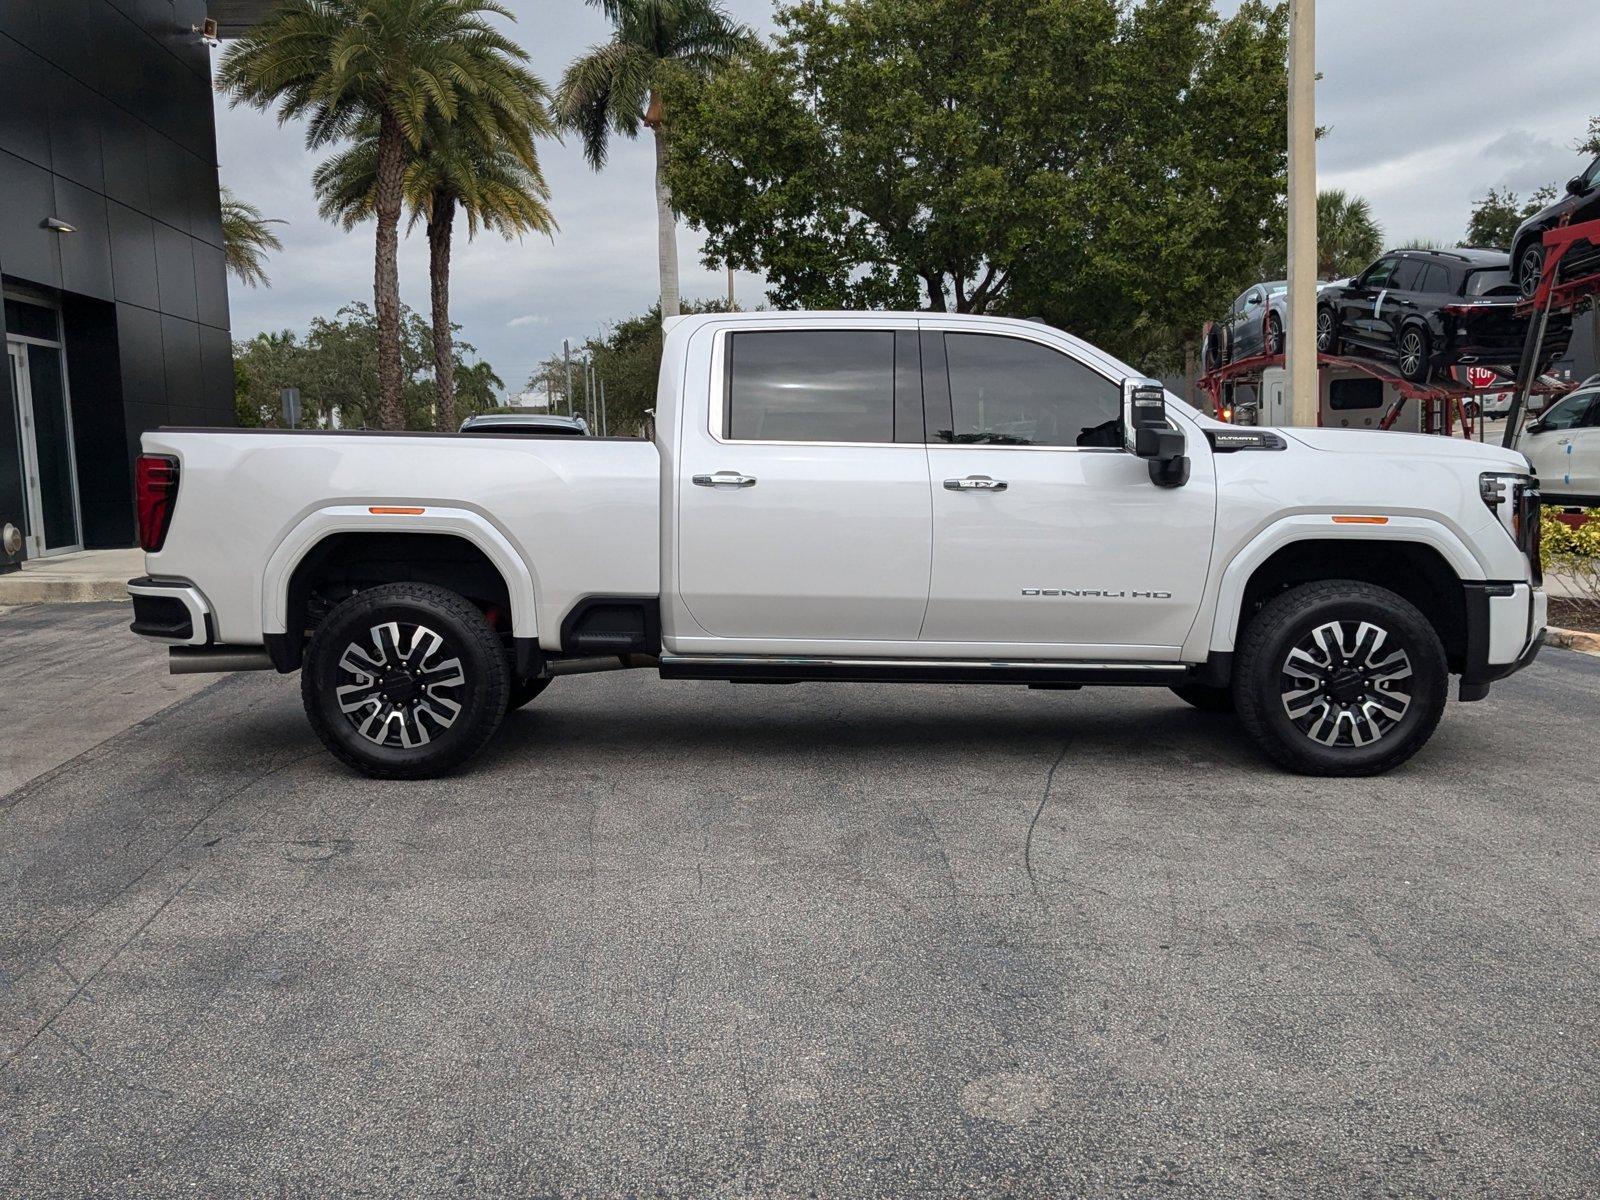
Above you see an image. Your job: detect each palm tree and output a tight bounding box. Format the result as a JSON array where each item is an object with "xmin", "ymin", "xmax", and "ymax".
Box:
[
  {"xmin": 315, "ymin": 116, "xmax": 557, "ymax": 429},
  {"xmin": 219, "ymin": 0, "xmax": 547, "ymax": 431},
  {"xmin": 1316, "ymin": 189, "xmax": 1384, "ymax": 279},
  {"xmin": 556, "ymin": 0, "xmax": 752, "ymax": 319},
  {"xmin": 219, "ymin": 187, "xmax": 285, "ymax": 287}
]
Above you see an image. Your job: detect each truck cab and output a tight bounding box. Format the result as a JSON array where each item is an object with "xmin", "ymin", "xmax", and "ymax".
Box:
[{"xmin": 129, "ymin": 312, "xmax": 1547, "ymax": 780}]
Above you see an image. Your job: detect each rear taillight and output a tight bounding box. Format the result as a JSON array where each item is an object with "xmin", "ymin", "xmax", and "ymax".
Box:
[{"xmin": 135, "ymin": 454, "xmax": 179, "ymax": 552}]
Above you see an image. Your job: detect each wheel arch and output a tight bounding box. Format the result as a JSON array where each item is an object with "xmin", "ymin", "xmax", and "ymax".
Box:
[
  {"xmin": 1205, "ymin": 519, "xmax": 1484, "ymax": 671},
  {"xmin": 263, "ymin": 506, "xmax": 539, "ymax": 651}
]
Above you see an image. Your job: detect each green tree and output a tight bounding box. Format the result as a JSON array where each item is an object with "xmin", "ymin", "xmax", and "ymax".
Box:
[
  {"xmin": 555, "ymin": 0, "xmax": 754, "ymax": 320},
  {"xmin": 1580, "ymin": 116, "xmax": 1600, "ymax": 158},
  {"xmin": 219, "ymin": 0, "xmax": 546, "ymax": 431},
  {"xmin": 661, "ymin": 0, "xmax": 1287, "ymax": 370},
  {"xmin": 1463, "ymin": 185, "xmax": 1556, "ymax": 250},
  {"xmin": 1261, "ymin": 188, "xmax": 1384, "ymax": 279},
  {"xmin": 219, "ymin": 186, "xmax": 285, "ymax": 287},
  {"xmin": 233, "ymin": 302, "xmax": 503, "ymax": 430},
  {"xmin": 313, "ymin": 109, "xmax": 558, "ymax": 430}
]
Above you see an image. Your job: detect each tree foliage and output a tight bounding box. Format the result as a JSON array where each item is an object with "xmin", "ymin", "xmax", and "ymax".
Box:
[
  {"xmin": 1580, "ymin": 116, "xmax": 1600, "ymax": 159},
  {"xmin": 219, "ymin": 0, "xmax": 549, "ymax": 429},
  {"xmin": 661, "ymin": 0, "xmax": 1288, "ymax": 370},
  {"xmin": 219, "ymin": 186, "xmax": 286, "ymax": 287},
  {"xmin": 1462, "ymin": 185, "xmax": 1556, "ymax": 250},
  {"xmin": 233, "ymin": 302, "xmax": 502, "ymax": 431},
  {"xmin": 1259, "ymin": 188, "xmax": 1382, "ymax": 280}
]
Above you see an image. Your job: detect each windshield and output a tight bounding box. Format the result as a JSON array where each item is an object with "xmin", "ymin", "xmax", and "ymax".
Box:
[{"xmin": 1463, "ymin": 268, "xmax": 1513, "ymax": 297}]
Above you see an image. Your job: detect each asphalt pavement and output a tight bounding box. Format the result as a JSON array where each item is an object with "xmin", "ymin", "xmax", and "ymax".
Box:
[{"xmin": 3, "ymin": 604, "xmax": 1599, "ymax": 1198}]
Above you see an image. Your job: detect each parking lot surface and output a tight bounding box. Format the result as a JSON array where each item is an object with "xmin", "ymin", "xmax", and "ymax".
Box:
[{"xmin": 3, "ymin": 605, "xmax": 1599, "ymax": 1197}]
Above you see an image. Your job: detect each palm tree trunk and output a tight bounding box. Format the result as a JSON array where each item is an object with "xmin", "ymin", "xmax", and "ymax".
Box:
[
  {"xmin": 428, "ymin": 189, "xmax": 457, "ymax": 432},
  {"xmin": 373, "ymin": 109, "xmax": 407, "ymax": 431},
  {"xmin": 653, "ymin": 125, "xmax": 680, "ymax": 319}
]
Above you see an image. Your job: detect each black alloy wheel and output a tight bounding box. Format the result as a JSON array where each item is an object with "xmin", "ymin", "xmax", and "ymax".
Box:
[
  {"xmin": 302, "ymin": 582, "xmax": 510, "ymax": 778},
  {"xmin": 1397, "ymin": 325, "xmax": 1430, "ymax": 383}
]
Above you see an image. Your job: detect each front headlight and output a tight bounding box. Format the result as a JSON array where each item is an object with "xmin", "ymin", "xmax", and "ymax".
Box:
[{"xmin": 1479, "ymin": 470, "xmax": 1543, "ymax": 582}]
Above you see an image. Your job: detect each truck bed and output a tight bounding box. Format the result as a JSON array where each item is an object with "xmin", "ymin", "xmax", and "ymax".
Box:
[{"xmin": 141, "ymin": 428, "xmax": 661, "ymax": 646}]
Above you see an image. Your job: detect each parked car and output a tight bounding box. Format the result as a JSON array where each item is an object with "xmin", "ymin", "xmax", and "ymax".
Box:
[
  {"xmin": 1515, "ymin": 378, "xmax": 1600, "ymax": 506},
  {"xmin": 1204, "ymin": 279, "xmax": 1335, "ymax": 369},
  {"xmin": 127, "ymin": 312, "xmax": 1545, "ymax": 780},
  {"xmin": 460, "ymin": 411, "xmax": 589, "ymax": 436},
  {"xmin": 1511, "ymin": 153, "xmax": 1600, "ymax": 299},
  {"xmin": 1316, "ymin": 248, "xmax": 1571, "ymax": 383}
]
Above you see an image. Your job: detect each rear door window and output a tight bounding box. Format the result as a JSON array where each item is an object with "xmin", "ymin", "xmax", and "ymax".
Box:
[
  {"xmin": 725, "ymin": 330, "xmax": 898, "ymax": 442},
  {"xmin": 1388, "ymin": 258, "xmax": 1424, "ymax": 291}
]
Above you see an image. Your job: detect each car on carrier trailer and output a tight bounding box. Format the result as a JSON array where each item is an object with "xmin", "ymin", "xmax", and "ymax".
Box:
[{"xmin": 128, "ymin": 312, "xmax": 1548, "ymax": 779}]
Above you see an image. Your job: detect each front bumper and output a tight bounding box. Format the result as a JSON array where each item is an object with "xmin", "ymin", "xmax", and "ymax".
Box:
[{"xmin": 1458, "ymin": 582, "xmax": 1546, "ymax": 700}]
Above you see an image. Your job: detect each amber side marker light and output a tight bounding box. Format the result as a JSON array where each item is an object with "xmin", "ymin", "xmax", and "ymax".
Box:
[
  {"xmin": 1331, "ymin": 515, "xmax": 1389, "ymax": 525},
  {"xmin": 369, "ymin": 506, "xmax": 426, "ymax": 515}
]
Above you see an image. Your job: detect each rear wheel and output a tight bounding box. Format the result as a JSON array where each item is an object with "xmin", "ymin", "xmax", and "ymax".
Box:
[
  {"xmin": 301, "ymin": 582, "xmax": 509, "ymax": 779},
  {"xmin": 1396, "ymin": 324, "xmax": 1431, "ymax": 382},
  {"xmin": 1519, "ymin": 242, "xmax": 1545, "ymax": 299},
  {"xmin": 1315, "ymin": 306, "xmax": 1339, "ymax": 354},
  {"xmin": 1234, "ymin": 581, "xmax": 1447, "ymax": 776}
]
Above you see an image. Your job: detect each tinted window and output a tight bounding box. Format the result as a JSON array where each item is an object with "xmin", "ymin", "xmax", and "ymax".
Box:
[
  {"xmin": 4, "ymin": 298, "xmax": 58, "ymax": 341},
  {"xmin": 1388, "ymin": 258, "xmax": 1424, "ymax": 291},
  {"xmin": 1361, "ymin": 258, "xmax": 1398, "ymax": 287},
  {"xmin": 1463, "ymin": 268, "xmax": 1514, "ymax": 297},
  {"xmin": 1328, "ymin": 378, "xmax": 1385, "ymax": 410},
  {"xmin": 1540, "ymin": 394, "xmax": 1596, "ymax": 431},
  {"xmin": 941, "ymin": 334, "xmax": 1120, "ymax": 447},
  {"xmin": 726, "ymin": 331, "xmax": 895, "ymax": 442},
  {"xmin": 1416, "ymin": 263, "xmax": 1450, "ymax": 293}
]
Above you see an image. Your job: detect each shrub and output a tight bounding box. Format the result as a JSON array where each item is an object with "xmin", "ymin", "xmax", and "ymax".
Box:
[{"xmin": 1542, "ymin": 507, "xmax": 1600, "ymax": 607}]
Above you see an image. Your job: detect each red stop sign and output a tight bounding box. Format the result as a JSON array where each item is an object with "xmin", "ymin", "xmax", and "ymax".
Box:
[{"xmin": 1466, "ymin": 366, "xmax": 1497, "ymax": 389}]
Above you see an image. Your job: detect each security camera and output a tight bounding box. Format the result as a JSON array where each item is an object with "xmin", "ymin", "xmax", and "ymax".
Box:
[{"xmin": 193, "ymin": 18, "xmax": 220, "ymax": 48}]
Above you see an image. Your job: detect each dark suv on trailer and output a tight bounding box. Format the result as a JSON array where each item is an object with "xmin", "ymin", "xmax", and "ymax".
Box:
[
  {"xmin": 1316, "ymin": 248, "xmax": 1570, "ymax": 383},
  {"xmin": 1511, "ymin": 153, "xmax": 1600, "ymax": 298}
]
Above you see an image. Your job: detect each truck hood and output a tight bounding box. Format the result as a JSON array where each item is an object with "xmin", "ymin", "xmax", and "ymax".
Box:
[{"xmin": 1277, "ymin": 428, "xmax": 1530, "ymax": 471}]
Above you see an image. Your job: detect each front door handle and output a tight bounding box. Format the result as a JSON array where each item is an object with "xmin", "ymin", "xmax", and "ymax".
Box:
[
  {"xmin": 944, "ymin": 475, "xmax": 1007, "ymax": 492},
  {"xmin": 692, "ymin": 471, "xmax": 757, "ymax": 488}
]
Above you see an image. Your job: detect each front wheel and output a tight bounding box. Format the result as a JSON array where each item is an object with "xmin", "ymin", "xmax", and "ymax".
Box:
[
  {"xmin": 1234, "ymin": 581, "xmax": 1447, "ymax": 776},
  {"xmin": 301, "ymin": 582, "xmax": 510, "ymax": 779},
  {"xmin": 1264, "ymin": 312, "xmax": 1283, "ymax": 356}
]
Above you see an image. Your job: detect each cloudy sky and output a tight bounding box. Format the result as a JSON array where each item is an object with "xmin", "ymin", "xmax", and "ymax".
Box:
[{"xmin": 215, "ymin": 0, "xmax": 1598, "ymax": 398}]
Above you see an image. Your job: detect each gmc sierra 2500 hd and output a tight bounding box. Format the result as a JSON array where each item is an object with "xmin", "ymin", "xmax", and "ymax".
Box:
[{"xmin": 128, "ymin": 312, "xmax": 1546, "ymax": 779}]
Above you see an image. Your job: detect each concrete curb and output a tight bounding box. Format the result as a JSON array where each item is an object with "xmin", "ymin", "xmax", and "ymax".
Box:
[
  {"xmin": 1547, "ymin": 625, "xmax": 1600, "ymax": 655},
  {"xmin": 0, "ymin": 576, "xmax": 129, "ymax": 604}
]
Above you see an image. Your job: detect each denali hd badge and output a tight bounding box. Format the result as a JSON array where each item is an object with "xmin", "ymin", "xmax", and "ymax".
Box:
[{"xmin": 1022, "ymin": 588, "xmax": 1173, "ymax": 598}]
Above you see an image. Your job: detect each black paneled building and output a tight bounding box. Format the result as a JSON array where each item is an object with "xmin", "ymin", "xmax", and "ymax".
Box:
[{"xmin": 0, "ymin": 0, "xmax": 259, "ymax": 568}]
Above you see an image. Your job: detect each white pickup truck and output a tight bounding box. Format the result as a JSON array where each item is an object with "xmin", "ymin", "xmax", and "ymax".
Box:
[{"xmin": 129, "ymin": 312, "xmax": 1547, "ymax": 779}]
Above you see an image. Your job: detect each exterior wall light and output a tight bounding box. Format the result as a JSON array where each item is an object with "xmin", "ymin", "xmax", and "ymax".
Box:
[{"xmin": 43, "ymin": 218, "xmax": 76, "ymax": 233}]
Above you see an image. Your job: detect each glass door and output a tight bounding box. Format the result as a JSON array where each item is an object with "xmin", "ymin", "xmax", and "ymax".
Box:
[{"xmin": 6, "ymin": 336, "xmax": 82, "ymax": 557}]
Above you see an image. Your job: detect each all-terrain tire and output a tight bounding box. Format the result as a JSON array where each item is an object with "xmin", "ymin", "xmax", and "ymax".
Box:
[
  {"xmin": 301, "ymin": 582, "xmax": 510, "ymax": 779},
  {"xmin": 1171, "ymin": 683, "xmax": 1235, "ymax": 713},
  {"xmin": 1234, "ymin": 580, "xmax": 1447, "ymax": 776}
]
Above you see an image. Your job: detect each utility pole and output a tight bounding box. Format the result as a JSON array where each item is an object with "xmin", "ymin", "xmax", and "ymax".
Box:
[
  {"xmin": 562, "ymin": 339, "xmax": 574, "ymax": 417},
  {"xmin": 727, "ymin": 263, "xmax": 735, "ymax": 310},
  {"xmin": 1285, "ymin": 0, "xmax": 1318, "ymax": 427},
  {"xmin": 600, "ymin": 379, "xmax": 608, "ymax": 436}
]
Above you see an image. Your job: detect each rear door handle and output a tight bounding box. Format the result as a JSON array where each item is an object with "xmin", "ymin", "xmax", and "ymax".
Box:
[
  {"xmin": 692, "ymin": 471, "xmax": 757, "ymax": 488},
  {"xmin": 944, "ymin": 475, "xmax": 1007, "ymax": 492}
]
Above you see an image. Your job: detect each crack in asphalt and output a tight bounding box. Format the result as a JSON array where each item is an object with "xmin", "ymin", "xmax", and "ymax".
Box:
[{"xmin": 1024, "ymin": 738, "xmax": 1073, "ymax": 910}]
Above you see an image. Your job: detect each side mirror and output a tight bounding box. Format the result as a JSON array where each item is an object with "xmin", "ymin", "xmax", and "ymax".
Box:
[
  {"xmin": 1121, "ymin": 378, "xmax": 1189, "ymax": 488},
  {"xmin": 1567, "ymin": 176, "xmax": 1584, "ymax": 196}
]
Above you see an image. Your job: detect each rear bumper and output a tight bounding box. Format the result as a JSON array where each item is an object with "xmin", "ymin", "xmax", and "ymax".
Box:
[
  {"xmin": 127, "ymin": 576, "xmax": 213, "ymax": 645},
  {"xmin": 1458, "ymin": 582, "xmax": 1546, "ymax": 700}
]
